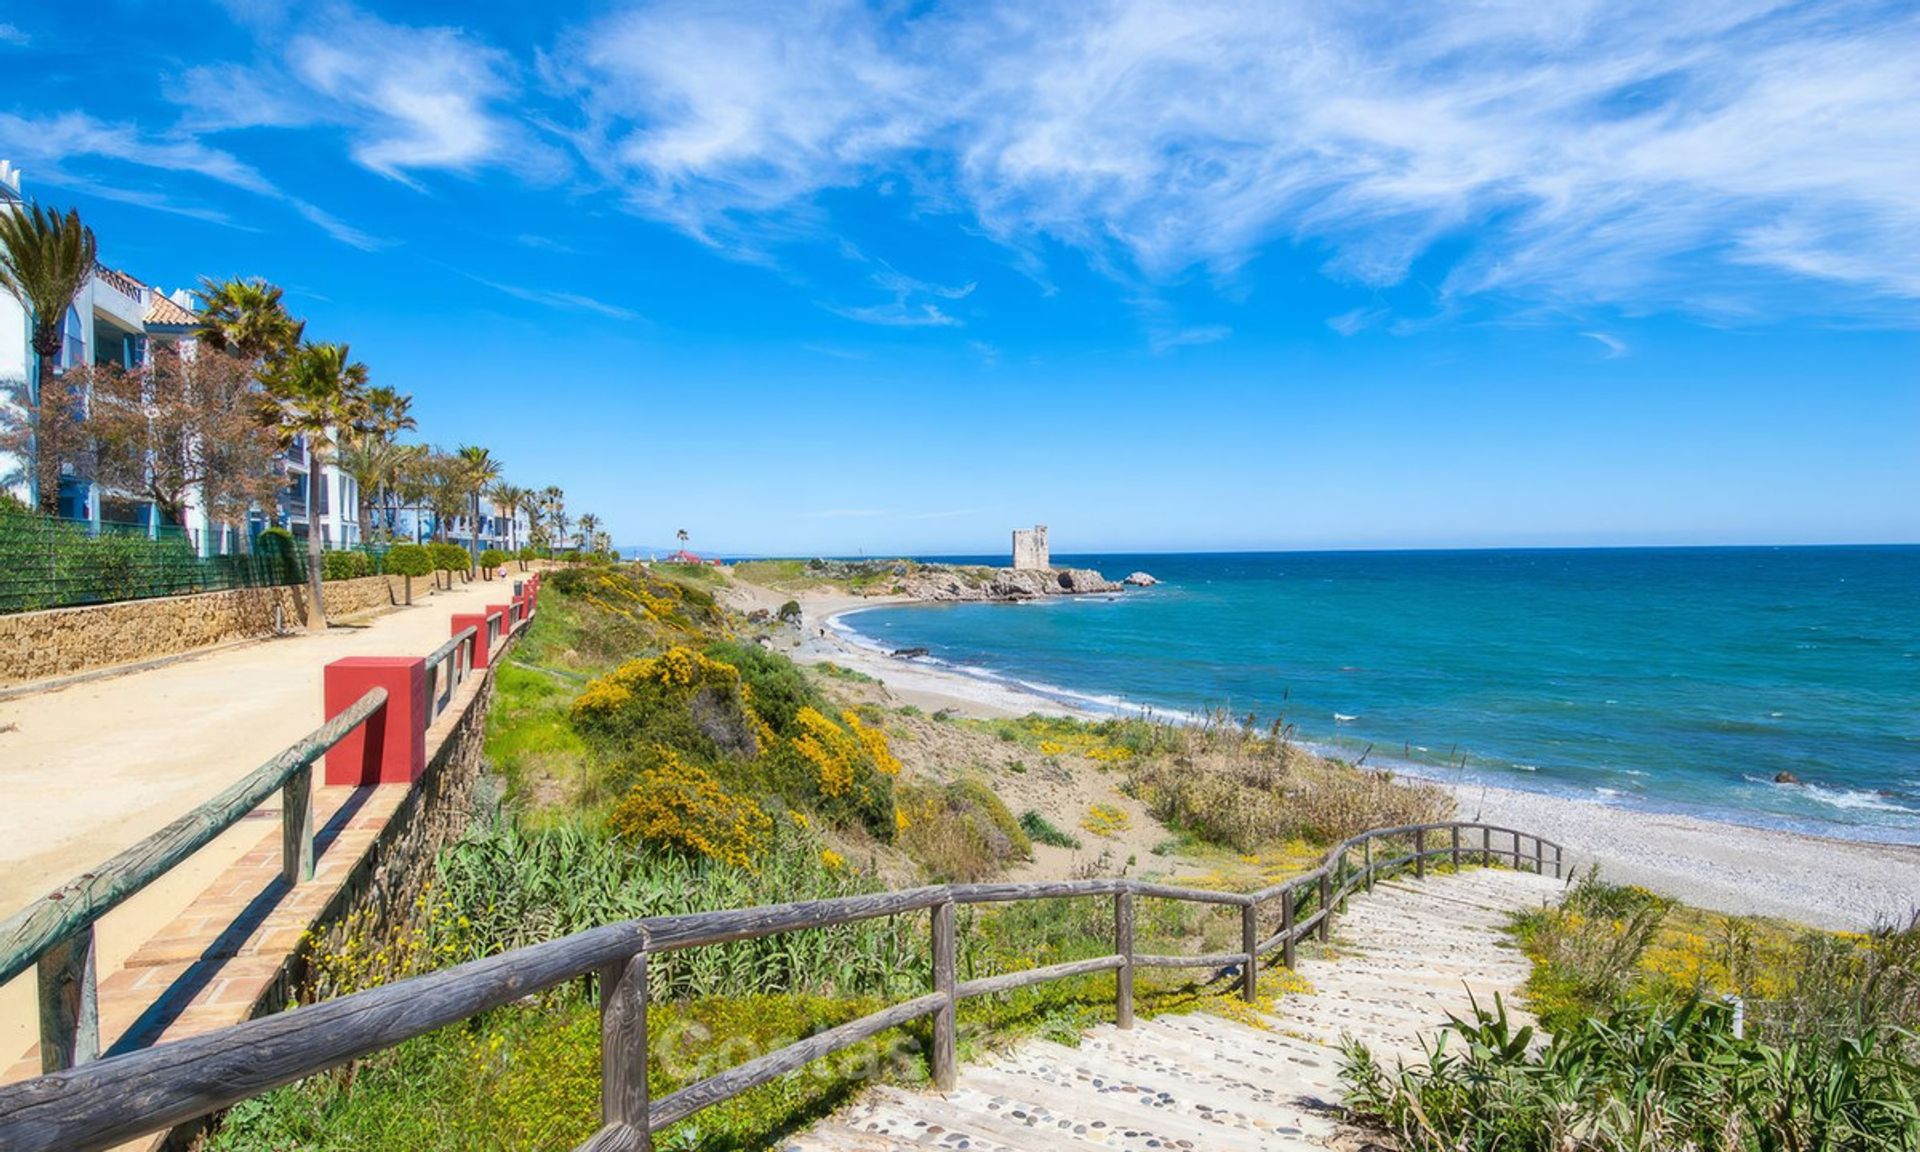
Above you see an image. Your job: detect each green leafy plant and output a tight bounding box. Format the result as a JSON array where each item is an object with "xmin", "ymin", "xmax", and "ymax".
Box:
[{"xmin": 1018, "ymin": 809, "xmax": 1082, "ymax": 849}]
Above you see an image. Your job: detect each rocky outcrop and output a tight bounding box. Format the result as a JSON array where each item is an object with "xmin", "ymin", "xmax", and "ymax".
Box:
[
  {"xmin": 1123, "ymin": 571, "xmax": 1159, "ymax": 586},
  {"xmin": 890, "ymin": 565, "xmax": 1123, "ymax": 602}
]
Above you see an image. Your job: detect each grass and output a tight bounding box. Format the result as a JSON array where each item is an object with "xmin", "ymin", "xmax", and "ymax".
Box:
[
  {"xmin": 1018, "ymin": 809, "xmax": 1081, "ymax": 849},
  {"xmin": 1340, "ymin": 869, "xmax": 1920, "ymax": 1151}
]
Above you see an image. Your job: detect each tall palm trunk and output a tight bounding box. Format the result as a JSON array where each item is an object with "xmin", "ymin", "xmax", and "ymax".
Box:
[
  {"xmin": 28, "ymin": 335, "xmax": 60, "ymax": 515},
  {"xmin": 305, "ymin": 457, "xmax": 327, "ymax": 631},
  {"xmin": 469, "ymin": 490, "xmax": 481, "ymax": 578}
]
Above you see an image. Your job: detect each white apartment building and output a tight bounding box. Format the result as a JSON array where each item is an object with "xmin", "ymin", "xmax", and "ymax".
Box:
[{"xmin": 1, "ymin": 160, "xmax": 364, "ymax": 554}]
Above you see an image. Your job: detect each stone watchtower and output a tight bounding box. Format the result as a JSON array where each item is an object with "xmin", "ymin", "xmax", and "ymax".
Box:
[{"xmin": 1011, "ymin": 525, "xmax": 1050, "ymax": 571}]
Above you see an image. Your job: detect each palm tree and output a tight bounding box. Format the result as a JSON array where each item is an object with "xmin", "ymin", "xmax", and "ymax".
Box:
[
  {"xmin": 195, "ymin": 277, "xmax": 304, "ymax": 366},
  {"xmin": 0, "ymin": 201, "xmax": 97, "ymax": 512},
  {"xmin": 337, "ymin": 434, "xmax": 421, "ymax": 543},
  {"xmin": 577, "ymin": 513, "xmax": 601, "ymax": 559},
  {"xmin": 488, "ymin": 482, "xmax": 532, "ymax": 554},
  {"xmin": 540, "ymin": 485, "xmax": 567, "ymax": 554},
  {"xmin": 359, "ymin": 386, "xmax": 416, "ymax": 439},
  {"xmin": 454, "ymin": 444, "xmax": 502, "ymax": 576},
  {"xmin": 272, "ymin": 342, "xmax": 368, "ymax": 630}
]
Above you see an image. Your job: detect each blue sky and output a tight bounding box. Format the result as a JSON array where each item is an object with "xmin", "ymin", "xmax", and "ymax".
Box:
[{"xmin": 3, "ymin": 0, "xmax": 1916, "ymax": 555}]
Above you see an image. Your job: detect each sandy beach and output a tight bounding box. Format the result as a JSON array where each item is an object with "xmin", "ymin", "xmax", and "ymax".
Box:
[{"xmin": 725, "ymin": 577, "xmax": 1920, "ymax": 932}]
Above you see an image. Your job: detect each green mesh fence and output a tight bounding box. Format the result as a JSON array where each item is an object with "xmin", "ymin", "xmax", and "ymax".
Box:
[{"xmin": 0, "ymin": 513, "xmax": 306, "ymax": 614}]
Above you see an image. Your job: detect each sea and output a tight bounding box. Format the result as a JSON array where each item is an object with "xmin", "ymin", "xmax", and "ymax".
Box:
[{"xmin": 835, "ymin": 547, "xmax": 1920, "ymax": 845}]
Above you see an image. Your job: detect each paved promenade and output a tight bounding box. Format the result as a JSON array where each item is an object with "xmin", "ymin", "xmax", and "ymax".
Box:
[{"xmin": 0, "ymin": 574, "xmax": 517, "ymax": 1072}]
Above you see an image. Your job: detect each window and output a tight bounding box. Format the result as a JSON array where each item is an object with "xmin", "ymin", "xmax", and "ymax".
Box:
[{"xmin": 59, "ymin": 306, "xmax": 86, "ymax": 371}]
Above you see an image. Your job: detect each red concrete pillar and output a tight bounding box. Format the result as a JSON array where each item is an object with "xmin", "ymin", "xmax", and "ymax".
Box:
[
  {"xmin": 323, "ymin": 657, "xmax": 426, "ymax": 786},
  {"xmin": 451, "ymin": 612, "xmax": 494, "ymax": 669}
]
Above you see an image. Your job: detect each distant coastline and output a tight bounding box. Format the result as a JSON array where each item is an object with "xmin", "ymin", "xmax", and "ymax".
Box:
[{"xmin": 721, "ymin": 555, "xmax": 1920, "ymax": 931}]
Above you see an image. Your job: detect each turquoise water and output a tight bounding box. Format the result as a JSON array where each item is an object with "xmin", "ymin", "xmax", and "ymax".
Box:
[{"xmin": 840, "ymin": 548, "xmax": 1920, "ymax": 844}]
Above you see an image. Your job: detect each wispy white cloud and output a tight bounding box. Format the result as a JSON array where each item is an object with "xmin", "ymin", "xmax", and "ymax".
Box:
[
  {"xmin": 0, "ymin": 23, "xmax": 29, "ymax": 46},
  {"xmin": 290, "ymin": 200, "xmax": 389, "ymax": 250},
  {"xmin": 1582, "ymin": 331, "xmax": 1629, "ymax": 359},
  {"xmin": 1149, "ymin": 324, "xmax": 1231, "ymax": 354},
  {"xmin": 823, "ymin": 263, "xmax": 976, "ymax": 327},
  {"xmin": 548, "ymin": 0, "xmax": 1920, "ymax": 322},
  {"xmin": 803, "ymin": 508, "xmax": 888, "ymax": 519},
  {"xmin": 1327, "ymin": 307, "xmax": 1388, "ymax": 336},
  {"xmin": 467, "ymin": 274, "xmax": 644, "ymax": 321}
]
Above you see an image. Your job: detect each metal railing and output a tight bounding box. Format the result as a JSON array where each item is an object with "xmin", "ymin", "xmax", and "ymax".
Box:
[{"xmin": 0, "ymin": 820, "xmax": 1563, "ymax": 1152}]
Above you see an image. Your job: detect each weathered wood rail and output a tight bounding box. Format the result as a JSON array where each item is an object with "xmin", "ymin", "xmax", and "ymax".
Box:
[
  {"xmin": 0, "ymin": 820, "xmax": 1563, "ymax": 1152},
  {"xmin": 0, "ymin": 626, "xmax": 481, "ymax": 1076}
]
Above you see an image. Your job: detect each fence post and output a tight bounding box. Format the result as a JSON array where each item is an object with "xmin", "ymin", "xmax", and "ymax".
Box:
[
  {"xmin": 1511, "ymin": 829, "xmax": 1521, "ymax": 868},
  {"xmin": 1317, "ymin": 872, "xmax": 1332, "ymax": 942},
  {"xmin": 1114, "ymin": 891, "xmax": 1134, "ymax": 1029},
  {"xmin": 1364, "ymin": 838, "xmax": 1373, "ymax": 892},
  {"xmin": 1281, "ymin": 887, "xmax": 1296, "ymax": 969},
  {"xmin": 599, "ymin": 952, "xmax": 649, "ymax": 1149},
  {"xmin": 1555, "ymin": 843, "xmax": 1564, "ymax": 879},
  {"xmin": 1415, "ymin": 828, "xmax": 1426, "ymax": 879},
  {"xmin": 282, "ymin": 762, "xmax": 314, "ymax": 884},
  {"xmin": 1240, "ymin": 903, "xmax": 1258, "ymax": 1003},
  {"xmin": 37, "ymin": 926, "xmax": 98, "ymax": 1073},
  {"xmin": 1482, "ymin": 827, "xmax": 1493, "ymax": 867},
  {"xmin": 932, "ymin": 900, "xmax": 957, "ymax": 1093},
  {"xmin": 1336, "ymin": 849, "xmax": 1349, "ymax": 913},
  {"xmin": 1451, "ymin": 825, "xmax": 1462, "ymax": 869},
  {"xmin": 1533, "ymin": 836, "xmax": 1544, "ymax": 875}
]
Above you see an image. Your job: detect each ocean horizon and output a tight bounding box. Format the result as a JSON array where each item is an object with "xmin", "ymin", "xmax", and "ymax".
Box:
[{"xmin": 835, "ymin": 545, "xmax": 1920, "ymax": 845}]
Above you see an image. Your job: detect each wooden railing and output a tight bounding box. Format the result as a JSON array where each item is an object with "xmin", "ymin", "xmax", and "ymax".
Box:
[
  {"xmin": 0, "ymin": 820, "xmax": 1563, "ymax": 1152},
  {"xmin": 423, "ymin": 625, "xmax": 477, "ymax": 725}
]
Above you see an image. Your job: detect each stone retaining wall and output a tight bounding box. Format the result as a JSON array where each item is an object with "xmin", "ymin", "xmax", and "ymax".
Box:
[{"xmin": 0, "ymin": 574, "xmax": 432, "ymax": 690}]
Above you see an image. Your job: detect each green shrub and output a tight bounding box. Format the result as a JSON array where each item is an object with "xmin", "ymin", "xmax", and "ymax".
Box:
[
  {"xmin": 704, "ymin": 640, "xmax": 821, "ymax": 736},
  {"xmin": 516, "ymin": 545, "xmax": 538, "ymax": 561},
  {"xmin": 895, "ymin": 778, "xmax": 1031, "ymax": 881},
  {"xmin": 383, "ymin": 543, "xmax": 432, "ymax": 578},
  {"xmin": 1018, "ymin": 809, "xmax": 1082, "ymax": 849},
  {"xmin": 429, "ymin": 542, "xmax": 469, "ymax": 573},
  {"xmin": 321, "ymin": 550, "xmax": 373, "ymax": 581},
  {"xmin": 479, "ymin": 548, "xmax": 508, "ymax": 571},
  {"xmin": 777, "ymin": 599, "xmax": 803, "ymax": 624},
  {"xmin": 1342, "ymin": 994, "xmax": 1920, "ymax": 1152}
]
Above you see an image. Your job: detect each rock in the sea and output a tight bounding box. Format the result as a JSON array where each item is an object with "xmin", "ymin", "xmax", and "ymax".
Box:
[
  {"xmin": 1123, "ymin": 571, "xmax": 1159, "ymax": 586},
  {"xmin": 891, "ymin": 646, "xmax": 931, "ymax": 659},
  {"xmin": 1774, "ymin": 771, "xmax": 1801, "ymax": 785}
]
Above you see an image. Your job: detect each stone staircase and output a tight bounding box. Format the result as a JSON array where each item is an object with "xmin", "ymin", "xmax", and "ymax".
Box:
[{"xmin": 786, "ymin": 868, "xmax": 1565, "ymax": 1151}]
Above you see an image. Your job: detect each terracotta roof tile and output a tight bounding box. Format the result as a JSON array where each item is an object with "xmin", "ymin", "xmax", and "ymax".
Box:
[{"xmin": 144, "ymin": 294, "xmax": 198, "ymax": 328}]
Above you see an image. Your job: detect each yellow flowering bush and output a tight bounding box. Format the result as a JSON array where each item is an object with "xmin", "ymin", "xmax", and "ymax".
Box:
[
  {"xmin": 791, "ymin": 706, "xmax": 862, "ymax": 798},
  {"xmin": 571, "ymin": 646, "xmax": 763, "ymax": 761},
  {"xmin": 842, "ymin": 709, "xmax": 901, "ymax": 775},
  {"xmin": 1081, "ymin": 803, "xmax": 1133, "ymax": 838},
  {"xmin": 607, "ymin": 747, "xmax": 773, "ymax": 870}
]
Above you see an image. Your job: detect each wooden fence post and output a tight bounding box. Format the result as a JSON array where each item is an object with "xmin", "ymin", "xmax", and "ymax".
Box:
[
  {"xmin": 1240, "ymin": 904, "xmax": 1258, "ymax": 1003},
  {"xmin": 1555, "ymin": 843, "xmax": 1564, "ymax": 879},
  {"xmin": 1282, "ymin": 887, "xmax": 1296, "ymax": 969},
  {"xmin": 599, "ymin": 952, "xmax": 648, "ymax": 1148},
  {"xmin": 1317, "ymin": 872, "xmax": 1332, "ymax": 942},
  {"xmin": 932, "ymin": 900, "xmax": 957, "ymax": 1092},
  {"xmin": 1482, "ymin": 827, "xmax": 1493, "ymax": 867},
  {"xmin": 1450, "ymin": 825, "xmax": 1462, "ymax": 869},
  {"xmin": 1511, "ymin": 829, "xmax": 1521, "ymax": 868},
  {"xmin": 1114, "ymin": 891, "xmax": 1134, "ymax": 1029},
  {"xmin": 1533, "ymin": 837, "xmax": 1544, "ymax": 875},
  {"xmin": 36, "ymin": 926, "xmax": 98, "ymax": 1073},
  {"xmin": 1414, "ymin": 828, "xmax": 1426, "ymax": 879},
  {"xmin": 282, "ymin": 762, "xmax": 314, "ymax": 885},
  {"xmin": 1363, "ymin": 838, "xmax": 1374, "ymax": 892},
  {"xmin": 1336, "ymin": 849, "xmax": 1349, "ymax": 913}
]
